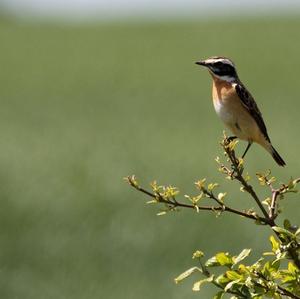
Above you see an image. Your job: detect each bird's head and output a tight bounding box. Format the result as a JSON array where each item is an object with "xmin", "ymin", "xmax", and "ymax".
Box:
[{"xmin": 195, "ymin": 56, "xmax": 238, "ymax": 83}]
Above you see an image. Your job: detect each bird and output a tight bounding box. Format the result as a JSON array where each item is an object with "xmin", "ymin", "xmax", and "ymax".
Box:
[{"xmin": 195, "ymin": 56, "xmax": 285, "ymax": 166}]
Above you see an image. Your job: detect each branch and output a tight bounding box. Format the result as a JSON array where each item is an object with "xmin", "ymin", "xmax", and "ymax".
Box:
[
  {"xmin": 199, "ymin": 264, "xmax": 248, "ymax": 299},
  {"xmin": 221, "ymin": 138, "xmax": 300, "ymax": 269},
  {"xmin": 269, "ymin": 178, "xmax": 300, "ymax": 220},
  {"xmin": 126, "ymin": 176, "xmax": 269, "ymax": 223},
  {"xmin": 221, "ymin": 138, "xmax": 270, "ymax": 221},
  {"xmin": 126, "ymin": 135, "xmax": 300, "ymax": 271},
  {"xmin": 269, "ymin": 189, "xmax": 279, "ymax": 219},
  {"xmin": 277, "ymin": 285, "xmax": 300, "ymax": 299},
  {"xmin": 255, "ymin": 271, "xmax": 300, "ymax": 299}
]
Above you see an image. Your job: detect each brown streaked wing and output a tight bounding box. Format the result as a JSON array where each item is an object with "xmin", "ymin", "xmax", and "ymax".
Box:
[{"xmin": 235, "ymin": 83, "xmax": 271, "ymax": 142}]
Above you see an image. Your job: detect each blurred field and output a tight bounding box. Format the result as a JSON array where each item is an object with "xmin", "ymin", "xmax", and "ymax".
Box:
[{"xmin": 0, "ymin": 16, "xmax": 299, "ymax": 298}]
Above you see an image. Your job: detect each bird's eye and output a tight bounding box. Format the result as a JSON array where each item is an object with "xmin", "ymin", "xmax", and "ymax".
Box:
[{"xmin": 214, "ymin": 62, "xmax": 223, "ymax": 67}]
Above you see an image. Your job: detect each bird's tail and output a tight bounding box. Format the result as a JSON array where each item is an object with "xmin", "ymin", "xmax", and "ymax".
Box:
[{"xmin": 271, "ymin": 145, "xmax": 286, "ymax": 167}]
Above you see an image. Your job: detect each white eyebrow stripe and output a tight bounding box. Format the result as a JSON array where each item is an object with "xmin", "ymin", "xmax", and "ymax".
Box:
[
  {"xmin": 205, "ymin": 58, "xmax": 235, "ymax": 67},
  {"xmin": 205, "ymin": 58, "xmax": 219, "ymax": 64}
]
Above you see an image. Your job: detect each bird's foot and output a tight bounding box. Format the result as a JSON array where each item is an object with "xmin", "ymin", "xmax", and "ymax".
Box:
[{"xmin": 227, "ymin": 136, "xmax": 237, "ymax": 142}]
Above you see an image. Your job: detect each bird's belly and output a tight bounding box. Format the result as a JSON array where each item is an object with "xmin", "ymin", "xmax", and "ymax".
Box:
[
  {"xmin": 213, "ymin": 99, "xmax": 236, "ymax": 125},
  {"xmin": 213, "ymin": 98, "xmax": 255, "ymax": 140}
]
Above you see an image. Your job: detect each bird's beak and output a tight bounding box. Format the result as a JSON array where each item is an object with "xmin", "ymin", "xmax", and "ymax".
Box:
[{"xmin": 195, "ymin": 60, "xmax": 207, "ymax": 66}]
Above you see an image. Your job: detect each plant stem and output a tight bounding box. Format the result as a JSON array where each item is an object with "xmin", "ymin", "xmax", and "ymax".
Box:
[
  {"xmin": 126, "ymin": 177, "xmax": 268, "ymax": 223},
  {"xmin": 223, "ymin": 138, "xmax": 300, "ymax": 269}
]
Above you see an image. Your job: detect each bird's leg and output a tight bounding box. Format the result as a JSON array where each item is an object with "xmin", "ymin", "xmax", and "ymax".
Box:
[
  {"xmin": 227, "ymin": 136, "xmax": 237, "ymax": 142},
  {"xmin": 242, "ymin": 142, "xmax": 252, "ymax": 159}
]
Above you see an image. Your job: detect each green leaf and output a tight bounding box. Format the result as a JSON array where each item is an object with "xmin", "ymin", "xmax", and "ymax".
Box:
[
  {"xmin": 238, "ymin": 264, "xmax": 249, "ymax": 274},
  {"xmin": 252, "ymin": 284, "xmax": 266, "ymax": 297},
  {"xmin": 227, "ymin": 139, "xmax": 239, "ymax": 150},
  {"xmin": 164, "ymin": 185, "xmax": 179, "ymax": 197},
  {"xmin": 283, "ymin": 219, "xmax": 291, "ymax": 230},
  {"xmin": 174, "ymin": 267, "xmax": 201, "ymax": 284},
  {"xmin": 215, "ymin": 274, "xmax": 231, "ymax": 286},
  {"xmin": 157, "ymin": 211, "xmax": 167, "ymax": 216},
  {"xmin": 146, "ymin": 200, "xmax": 158, "ymax": 204},
  {"xmin": 126, "ymin": 175, "xmax": 139, "ymax": 187},
  {"xmin": 262, "ymin": 197, "xmax": 271, "ymax": 207},
  {"xmin": 272, "ymin": 226, "xmax": 296, "ymax": 239},
  {"xmin": 224, "ymin": 279, "xmax": 241, "ymax": 292},
  {"xmin": 262, "ymin": 262, "xmax": 272, "ymax": 277},
  {"xmin": 192, "ymin": 250, "xmax": 204, "ymax": 259},
  {"xmin": 271, "ymin": 259, "xmax": 281, "ymax": 270},
  {"xmin": 256, "ymin": 172, "xmax": 268, "ymax": 186},
  {"xmin": 252, "ymin": 257, "xmax": 264, "ymax": 271},
  {"xmin": 269, "ymin": 235, "xmax": 280, "ymax": 253},
  {"xmin": 287, "ymin": 178, "xmax": 299, "ymax": 191},
  {"xmin": 233, "ymin": 248, "xmax": 251, "ymax": 265},
  {"xmin": 226, "ymin": 270, "xmax": 243, "ymax": 281},
  {"xmin": 262, "ymin": 260, "xmax": 280, "ymax": 278},
  {"xmin": 208, "ymin": 183, "xmax": 219, "ymax": 191},
  {"xmin": 213, "ymin": 291, "xmax": 224, "ymax": 299},
  {"xmin": 265, "ymin": 288, "xmax": 280, "ymax": 299},
  {"xmin": 195, "ymin": 179, "xmax": 206, "ymax": 190},
  {"xmin": 216, "ymin": 252, "xmax": 234, "ymax": 267},
  {"xmin": 192, "ymin": 275, "xmax": 214, "ymax": 291},
  {"xmin": 263, "ymin": 251, "xmax": 275, "ymax": 256},
  {"xmin": 281, "ymin": 273, "xmax": 296, "ymax": 283},
  {"xmin": 205, "ymin": 256, "xmax": 220, "ymax": 267},
  {"xmin": 288, "ymin": 262, "xmax": 298, "ymax": 274},
  {"xmin": 185, "ymin": 193, "xmax": 204, "ymax": 204},
  {"xmin": 217, "ymin": 192, "xmax": 227, "ymax": 202}
]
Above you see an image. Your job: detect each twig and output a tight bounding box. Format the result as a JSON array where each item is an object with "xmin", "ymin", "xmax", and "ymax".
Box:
[
  {"xmin": 126, "ymin": 176, "xmax": 269, "ymax": 223},
  {"xmin": 277, "ymin": 285, "xmax": 300, "ymax": 299},
  {"xmin": 222, "ymin": 138, "xmax": 271, "ymax": 221},
  {"xmin": 222, "ymin": 138, "xmax": 300, "ymax": 269},
  {"xmin": 126, "ymin": 136, "xmax": 300, "ymax": 271},
  {"xmin": 198, "ymin": 261, "xmax": 248, "ymax": 299},
  {"xmin": 255, "ymin": 271, "xmax": 300, "ymax": 299},
  {"xmin": 269, "ymin": 189, "xmax": 279, "ymax": 219}
]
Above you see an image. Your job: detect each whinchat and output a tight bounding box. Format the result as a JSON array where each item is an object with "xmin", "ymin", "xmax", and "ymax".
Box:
[{"xmin": 195, "ymin": 56, "xmax": 285, "ymax": 166}]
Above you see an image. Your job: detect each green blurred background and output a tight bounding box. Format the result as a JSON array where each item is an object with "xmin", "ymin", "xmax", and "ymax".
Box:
[{"xmin": 0, "ymin": 14, "xmax": 300, "ymax": 299}]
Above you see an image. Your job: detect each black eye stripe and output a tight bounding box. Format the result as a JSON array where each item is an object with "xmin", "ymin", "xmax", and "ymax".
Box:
[
  {"xmin": 211, "ymin": 63, "xmax": 236, "ymax": 77},
  {"xmin": 213, "ymin": 62, "xmax": 231, "ymax": 68},
  {"xmin": 214, "ymin": 62, "xmax": 223, "ymax": 67}
]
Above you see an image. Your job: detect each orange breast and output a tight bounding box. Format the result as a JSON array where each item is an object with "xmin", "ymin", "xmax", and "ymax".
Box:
[
  {"xmin": 211, "ymin": 77, "xmax": 236, "ymax": 102},
  {"xmin": 210, "ymin": 76, "xmax": 264, "ymax": 144}
]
